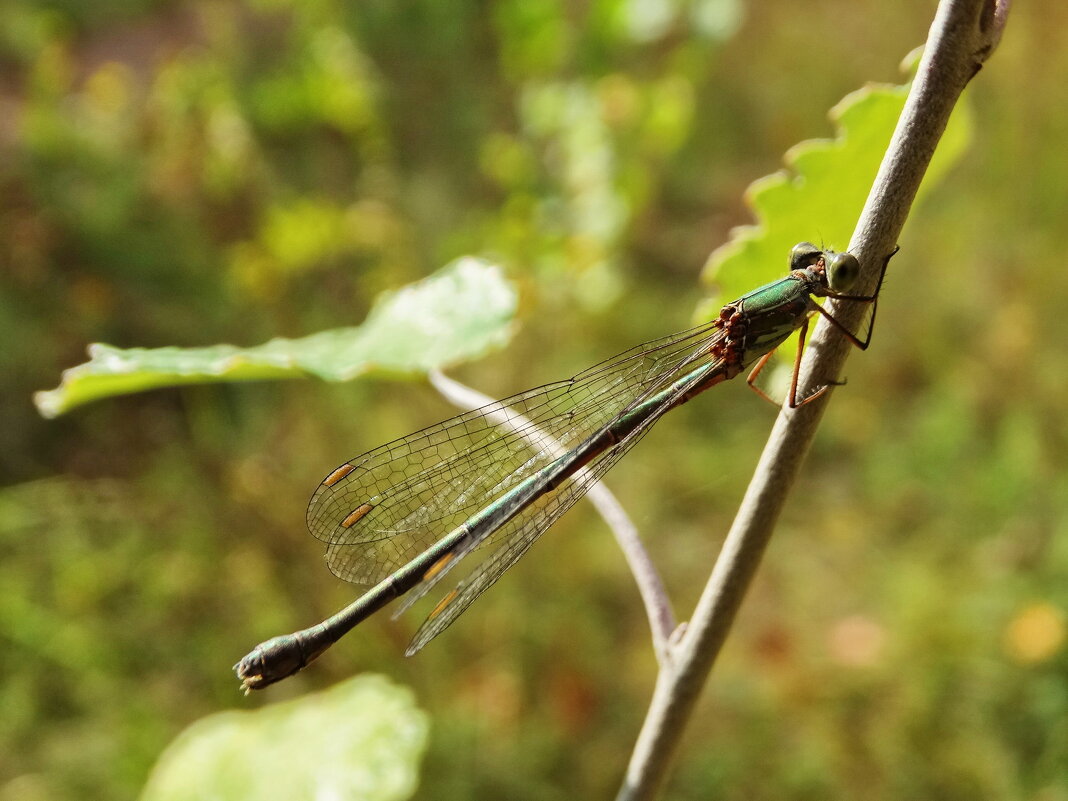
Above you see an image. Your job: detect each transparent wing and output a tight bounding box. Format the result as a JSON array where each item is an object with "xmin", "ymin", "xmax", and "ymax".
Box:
[
  {"xmin": 311, "ymin": 319, "xmax": 726, "ymax": 587},
  {"xmin": 400, "ymin": 356, "xmax": 718, "ymax": 654}
]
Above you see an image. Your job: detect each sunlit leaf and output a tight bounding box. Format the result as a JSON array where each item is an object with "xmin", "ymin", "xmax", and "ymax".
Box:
[
  {"xmin": 700, "ymin": 76, "xmax": 972, "ymax": 317},
  {"xmin": 35, "ymin": 257, "xmax": 517, "ymax": 418},
  {"xmin": 140, "ymin": 675, "xmax": 428, "ymax": 801}
]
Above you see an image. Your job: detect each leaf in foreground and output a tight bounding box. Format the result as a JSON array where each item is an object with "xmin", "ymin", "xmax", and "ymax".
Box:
[
  {"xmin": 35, "ymin": 256, "xmax": 517, "ymax": 418},
  {"xmin": 140, "ymin": 675, "xmax": 429, "ymax": 801}
]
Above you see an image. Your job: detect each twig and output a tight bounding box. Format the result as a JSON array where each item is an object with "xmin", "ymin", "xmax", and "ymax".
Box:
[
  {"xmin": 427, "ymin": 369, "xmax": 678, "ymax": 663},
  {"xmin": 617, "ymin": 1, "xmax": 1010, "ymax": 798}
]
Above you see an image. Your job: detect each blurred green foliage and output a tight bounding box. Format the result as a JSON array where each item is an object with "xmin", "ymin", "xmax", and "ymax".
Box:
[{"xmin": 3, "ymin": 2, "xmax": 1067, "ymax": 801}]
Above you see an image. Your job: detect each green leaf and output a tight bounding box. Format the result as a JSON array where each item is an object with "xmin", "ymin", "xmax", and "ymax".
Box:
[
  {"xmin": 35, "ymin": 257, "xmax": 518, "ymax": 418},
  {"xmin": 699, "ymin": 76, "xmax": 972, "ymax": 317},
  {"xmin": 140, "ymin": 675, "xmax": 429, "ymax": 801}
]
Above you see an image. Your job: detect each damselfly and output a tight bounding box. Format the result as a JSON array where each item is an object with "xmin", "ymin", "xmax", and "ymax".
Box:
[{"xmin": 235, "ymin": 242, "xmax": 895, "ymax": 691}]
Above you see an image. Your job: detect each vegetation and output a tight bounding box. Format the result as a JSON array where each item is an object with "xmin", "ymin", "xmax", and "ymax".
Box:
[{"xmin": 2, "ymin": 1, "xmax": 1065, "ymax": 799}]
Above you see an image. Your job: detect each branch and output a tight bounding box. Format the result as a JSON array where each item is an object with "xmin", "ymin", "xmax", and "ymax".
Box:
[{"xmin": 617, "ymin": 1, "xmax": 1010, "ymax": 798}]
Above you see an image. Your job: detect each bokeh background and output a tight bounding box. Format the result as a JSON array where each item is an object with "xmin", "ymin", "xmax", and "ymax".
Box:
[{"xmin": 3, "ymin": 1, "xmax": 1066, "ymax": 799}]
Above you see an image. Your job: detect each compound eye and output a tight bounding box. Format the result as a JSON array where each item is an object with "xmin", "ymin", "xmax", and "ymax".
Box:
[
  {"xmin": 789, "ymin": 242, "xmax": 821, "ymax": 271},
  {"xmin": 827, "ymin": 252, "xmax": 860, "ymax": 292}
]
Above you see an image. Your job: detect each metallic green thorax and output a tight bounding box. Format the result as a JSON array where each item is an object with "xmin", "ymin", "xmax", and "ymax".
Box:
[{"xmin": 732, "ymin": 271, "xmax": 824, "ymax": 366}]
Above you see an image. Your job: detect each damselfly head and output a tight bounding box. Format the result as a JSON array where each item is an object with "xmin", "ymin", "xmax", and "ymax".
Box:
[
  {"xmin": 789, "ymin": 242, "xmax": 822, "ymax": 271},
  {"xmin": 826, "ymin": 251, "xmax": 861, "ymax": 292}
]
